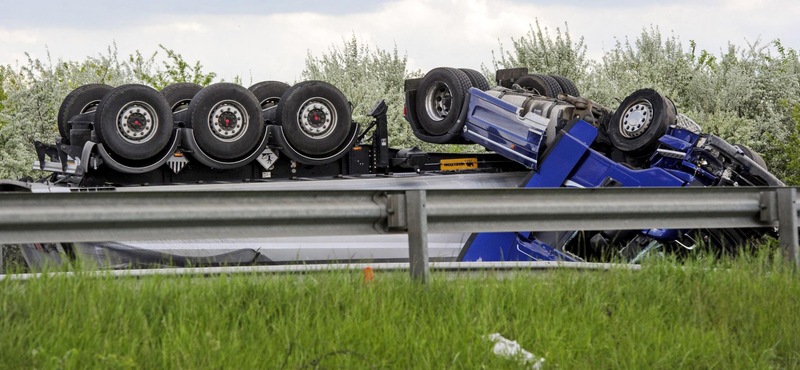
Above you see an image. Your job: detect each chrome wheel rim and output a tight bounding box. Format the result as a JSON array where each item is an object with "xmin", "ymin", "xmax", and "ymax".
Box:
[
  {"xmin": 116, "ymin": 101, "xmax": 158, "ymax": 144},
  {"xmin": 424, "ymin": 82, "xmax": 452, "ymax": 121},
  {"xmin": 620, "ymin": 99, "xmax": 653, "ymax": 138},
  {"xmin": 208, "ymin": 100, "xmax": 248, "ymax": 142},
  {"xmin": 297, "ymin": 97, "xmax": 337, "ymax": 139}
]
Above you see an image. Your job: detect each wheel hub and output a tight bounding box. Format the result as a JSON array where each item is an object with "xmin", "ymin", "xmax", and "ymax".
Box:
[
  {"xmin": 298, "ymin": 98, "xmax": 337, "ymax": 139},
  {"xmin": 209, "ymin": 101, "xmax": 247, "ymax": 142},
  {"xmin": 424, "ymin": 82, "xmax": 452, "ymax": 122},
  {"xmin": 117, "ymin": 102, "xmax": 157, "ymax": 143},
  {"xmin": 620, "ymin": 100, "xmax": 653, "ymax": 138}
]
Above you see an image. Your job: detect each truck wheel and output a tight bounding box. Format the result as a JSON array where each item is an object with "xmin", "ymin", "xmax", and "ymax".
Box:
[
  {"xmin": 415, "ymin": 67, "xmax": 472, "ymax": 136},
  {"xmin": 249, "ymin": 81, "xmax": 291, "ymax": 110},
  {"xmin": 58, "ymin": 84, "xmax": 113, "ymax": 143},
  {"xmin": 161, "ymin": 83, "xmax": 202, "ymax": 114},
  {"xmin": 186, "ymin": 83, "xmax": 264, "ymax": 160},
  {"xmin": 515, "ymin": 74, "xmax": 563, "ymax": 98},
  {"xmin": 735, "ymin": 144, "xmax": 768, "ymax": 169},
  {"xmin": 93, "ymin": 84, "xmax": 174, "ymax": 160},
  {"xmin": 549, "ymin": 75, "xmax": 580, "ymax": 97},
  {"xmin": 608, "ymin": 89, "xmax": 673, "ymax": 154},
  {"xmin": 459, "ymin": 68, "xmax": 490, "ymax": 91},
  {"xmin": 276, "ymin": 80, "xmax": 352, "ymax": 156}
]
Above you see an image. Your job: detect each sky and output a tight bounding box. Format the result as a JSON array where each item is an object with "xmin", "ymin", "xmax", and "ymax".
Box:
[{"xmin": 0, "ymin": 0, "xmax": 798, "ymax": 84}]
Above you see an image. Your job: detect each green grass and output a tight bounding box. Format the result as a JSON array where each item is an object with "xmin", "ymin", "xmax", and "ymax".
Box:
[{"xmin": 2, "ymin": 254, "xmax": 799, "ymax": 369}]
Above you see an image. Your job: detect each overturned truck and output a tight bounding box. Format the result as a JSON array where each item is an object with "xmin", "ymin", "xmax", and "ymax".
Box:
[{"xmin": 1, "ymin": 67, "xmax": 784, "ymax": 268}]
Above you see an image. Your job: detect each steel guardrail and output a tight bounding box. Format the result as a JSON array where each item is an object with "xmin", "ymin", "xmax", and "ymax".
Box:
[
  {"xmin": 0, "ymin": 186, "xmax": 797, "ymax": 279},
  {"xmin": 0, "ymin": 261, "xmax": 642, "ymax": 282}
]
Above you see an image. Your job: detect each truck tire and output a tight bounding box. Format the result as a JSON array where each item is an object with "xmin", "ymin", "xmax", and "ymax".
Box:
[
  {"xmin": 515, "ymin": 74, "xmax": 563, "ymax": 98},
  {"xmin": 608, "ymin": 89, "xmax": 673, "ymax": 154},
  {"xmin": 549, "ymin": 75, "xmax": 580, "ymax": 97},
  {"xmin": 459, "ymin": 68, "xmax": 490, "ymax": 91},
  {"xmin": 735, "ymin": 144, "xmax": 768, "ymax": 169},
  {"xmin": 185, "ymin": 83, "xmax": 264, "ymax": 160},
  {"xmin": 276, "ymin": 80, "xmax": 352, "ymax": 156},
  {"xmin": 249, "ymin": 81, "xmax": 291, "ymax": 110},
  {"xmin": 57, "ymin": 84, "xmax": 113, "ymax": 143},
  {"xmin": 160, "ymin": 83, "xmax": 202, "ymax": 114},
  {"xmin": 93, "ymin": 84, "xmax": 174, "ymax": 160},
  {"xmin": 415, "ymin": 67, "xmax": 472, "ymax": 136}
]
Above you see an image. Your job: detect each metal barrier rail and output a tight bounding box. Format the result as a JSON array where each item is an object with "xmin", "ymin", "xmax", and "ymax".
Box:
[
  {"xmin": 0, "ymin": 261, "xmax": 642, "ymax": 282},
  {"xmin": 0, "ymin": 186, "xmax": 797, "ymax": 279}
]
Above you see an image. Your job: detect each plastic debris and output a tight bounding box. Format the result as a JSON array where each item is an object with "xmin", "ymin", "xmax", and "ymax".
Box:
[
  {"xmin": 363, "ymin": 267, "xmax": 374, "ymax": 283},
  {"xmin": 484, "ymin": 333, "xmax": 545, "ymax": 369}
]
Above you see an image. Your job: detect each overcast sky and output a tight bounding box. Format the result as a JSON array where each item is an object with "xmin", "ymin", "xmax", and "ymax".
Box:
[{"xmin": 0, "ymin": 0, "xmax": 797, "ymax": 84}]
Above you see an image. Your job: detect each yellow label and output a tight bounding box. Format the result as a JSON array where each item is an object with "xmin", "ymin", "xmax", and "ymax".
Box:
[{"xmin": 440, "ymin": 158, "xmax": 478, "ymax": 171}]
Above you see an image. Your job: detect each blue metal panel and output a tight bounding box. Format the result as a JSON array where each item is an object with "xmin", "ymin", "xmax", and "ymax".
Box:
[
  {"xmin": 524, "ymin": 121, "xmax": 597, "ymax": 188},
  {"xmin": 460, "ymin": 232, "xmax": 518, "ymax": 261},
  {"xmin": 507, "ymin": 234, "xmax": 577, "ymax": 262},
  {"xmin": 659, "ymin": 134, "xmax": 694, "ymax": 151},
  {"xmin": 462, "ymin": 88, "xmax": 546, "ymax": 169}
]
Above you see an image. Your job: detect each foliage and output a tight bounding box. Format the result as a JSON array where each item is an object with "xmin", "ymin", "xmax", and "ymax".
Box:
[
  {"xmin": 488, "ymin": 20, "xmax": 591, "ymax": 91},
  {"xmin": 767, "ymin": 104, "xmax": 800, "ymax": 185},
  {"xmin": 0, "ymin": 24, "xmax": 798, "ymax": 181},
  {"xmin": 302, "ymin": 35, "xmax": 432, "ymax": 150},
  {"xmin": 2, "ymin": 253, "xmax": 799, "ymax": 369},
  {"xmin": 0, "ymin": 65, "xmax": 7, "ymax": 115},
  {"xmin": 0, "ymin": 46, "xmax": 215, "ymax": 179},
  {"xmin": 130, "ymin": 45, "xmax": 217, "ymax": 90},
  {"xmin": 489, "ymin": 24, "xmax": 800, "ymax": 180}
]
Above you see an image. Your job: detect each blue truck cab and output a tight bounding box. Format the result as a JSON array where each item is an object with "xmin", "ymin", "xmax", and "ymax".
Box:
[{"xmin": 404, "ymin": 67, "xmax": 782, "ymax": 262}]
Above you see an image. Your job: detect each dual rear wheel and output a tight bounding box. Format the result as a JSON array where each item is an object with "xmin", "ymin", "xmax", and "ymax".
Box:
[
  {"xmin": 414, "ymin": 67, "xmax": 489, "ymax": 136},
  {"xmin": 58, "ymin": 79, "xmax": 352, "ymax": 164}
]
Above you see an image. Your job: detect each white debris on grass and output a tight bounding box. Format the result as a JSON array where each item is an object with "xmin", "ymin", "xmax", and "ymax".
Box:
[{"xmin": 485, "ymin": 333, "xmax": 545, "ymax": 369}]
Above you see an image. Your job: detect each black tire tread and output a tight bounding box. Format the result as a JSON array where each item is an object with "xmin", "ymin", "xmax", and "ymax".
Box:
[
  {"xmin": 415, "ymin": 67, "xmax": 472, "ymax": 136},
  {"xmin": 516, "ymin": 74, "xmax": 563, "ymax": 98},
  {"xmin": 57, "ymin": 84, "xmax": 113, "ymax": 142},
  {"xmin": 160, "ymin": 82, "xmax": 202, "ymax": 96},
  {"xmin": 160, "ymin": 83, "xmax": 202, "ymax": 114},
  {"xmin": 736, "ymin": 144, "xmax": 768, "ymax": 169},
  {"xmin": 94, "ymin": 84, "xmax": 173, "ymax": 160},
  {"xmin": 249, "ymin": 81, "xmax": 291, "ymax": 109},
  {"xmin": 549, "ymin": 75, "xmax": 580, "ymax": 97},
  {"xmin": 275, "ymin": 80, "xmax": 352, "ymax": 156},
  {"xmin": 608, "ymin": 88, "xmax": 673, "ymax": 154},
  {"xmin": 459, "ymin": 68, "xmax": 491, "ymax": 91},
  {"xmin": 186, "ymin": 83, "xmax": 264, "ymax": 160}
]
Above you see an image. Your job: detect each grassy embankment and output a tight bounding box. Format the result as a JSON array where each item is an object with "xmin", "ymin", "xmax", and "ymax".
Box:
[{"xmin": 1, "ymin": 252, "xmax": 799, "ymax": 369}]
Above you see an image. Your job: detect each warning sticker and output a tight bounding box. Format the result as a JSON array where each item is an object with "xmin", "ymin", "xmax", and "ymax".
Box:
[{"xmin": 440, "ymin": 158, "xmax": 478, "ymax": 171}]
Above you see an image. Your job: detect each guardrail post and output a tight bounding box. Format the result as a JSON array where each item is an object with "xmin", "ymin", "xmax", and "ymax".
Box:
[
  {"xmin": 777, "ymin": 188, "xmax": 799, "ymax": 267},
  {"xmin": 0, "ymin": 245, "xmax": 4, "ymax": 274},
  {"xmin": 406, "ymin": 190, "xmax": 429, "ymax": 282}
]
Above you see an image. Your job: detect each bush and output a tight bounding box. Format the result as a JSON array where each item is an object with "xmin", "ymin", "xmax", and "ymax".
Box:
[
  {"xmin": 488, "ymin": 23, "xmax": 800, "ymax": 181},
  {"xmin": 1, "ymin": 25, "xmax": 798, "ymax": 182},
  {"xmin": 0, "ymin": 46, "xmax": 215, "ymax": 179}
]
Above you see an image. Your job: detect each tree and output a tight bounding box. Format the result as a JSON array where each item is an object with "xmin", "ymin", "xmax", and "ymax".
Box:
[
  {"xmin": 302, "ymin": 35, "xmax": 426, "ymax": 149},
  {"xmin": 488, "ymin": 20, "xmax": 591, "ymax": 93},
  {"xmin": 129, "ymin": 45, "xmax": 217, "ymax": 90}
]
